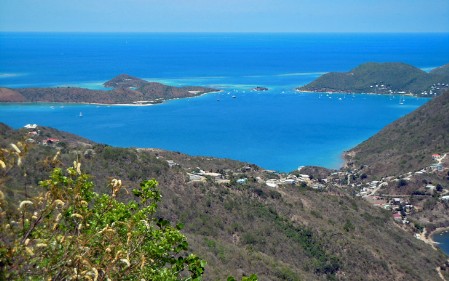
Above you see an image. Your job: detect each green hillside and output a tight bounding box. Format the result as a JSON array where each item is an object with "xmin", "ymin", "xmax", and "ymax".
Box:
[
  {"xmin": 1, "ymin": 124, "xmax": 447, "ymax": 280},
  {"xmin": 0, "ymin": 74, "xmax": 217, "ymax": 105},
  {"xmin": 298, "ymin": 62, "xmax": 449, "ymax": 96},
  {"xmin": 345, "ymin": 90, "xmax": 449, "ymax": 178}
]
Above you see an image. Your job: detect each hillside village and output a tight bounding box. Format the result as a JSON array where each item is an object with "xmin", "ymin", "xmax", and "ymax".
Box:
[
  {"xmin": 21, "ymin": 122, "xmax": 449, "ymax": 245},
  {"xmin": 2, "ymin": 116, "xmax": 448, "ymax": 280}
]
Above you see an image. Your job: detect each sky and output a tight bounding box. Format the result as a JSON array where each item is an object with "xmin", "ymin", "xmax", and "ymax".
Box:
[{"xmin": 1, "ymin": 0, "xmax": 448, "ymax": 33}]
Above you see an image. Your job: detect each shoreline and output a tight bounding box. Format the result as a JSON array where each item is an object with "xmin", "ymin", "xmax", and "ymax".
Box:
[
  {"xmin": 429, "ymin": 226, "xmax": 449, "ymax": 248},
  {"xmin": 295, "ymin": 89, "xmax": 422, "ymax": 97},
  {"xmin": 0, "ymin": 90, "xmax": 222, "ymax": 107}
]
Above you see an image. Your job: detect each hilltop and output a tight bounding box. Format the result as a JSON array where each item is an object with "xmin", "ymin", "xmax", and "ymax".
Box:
[
  {"xmin": 0, "ymin": 74, "xmax": 217, "ymax": 105},
  {"xmin": 298, "ymin": 62, "xmax": 449, "ymax": 96},
  {"xmin": 1, "ymin": 123, "xmax": 448, "ymax": 280}
]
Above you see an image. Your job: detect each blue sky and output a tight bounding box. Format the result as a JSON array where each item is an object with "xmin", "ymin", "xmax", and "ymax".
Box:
[{"xmin": 1, "ymin": 0, "xmax": 448, "ymax": 32}]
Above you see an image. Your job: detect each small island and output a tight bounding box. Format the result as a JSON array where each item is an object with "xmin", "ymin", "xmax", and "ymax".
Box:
[
  {"xmin": 297, "ymin": 62, "xmax": 449, "ymax": 97},
  {"xmin": 252, "ymin": 86, "xmax": 269, "ymax": 92},
  {"xmin": 0, "ymin": 74, "xmax": 218, "ymax": 105}
]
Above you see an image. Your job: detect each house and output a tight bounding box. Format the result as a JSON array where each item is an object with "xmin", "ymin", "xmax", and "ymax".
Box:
[
  {"xmin": 166, "ymin": 160, "xmax": 178, "ymax": 167},
  {"xmin": 199, "ymin": 172, "xmax": 223, "ymax": 180},
  {"xmin": 266, "ymin": 179, "xmax": 279, "ymax": 188},
  {"xmin": 392, "ymin": 213, "xmax": 402, "ymax": 221},
  {"xmin": 45, "ymin": 138, "xmax": 60, "ymax": 144},
  {"xmin": 441, "ymin": 195, "xmax": 449, "ymax": 201},
  {"xmin": 426, "ymin": 184, "xmax": 436, "ymax": 191},
  {"xmin": 432, "ymin": 154, "xmax": 441, "ymax": 160},
  {"xmin": 392, "ymin": 198, "xmax": 402, "ymax": 205},
  {"xmin": 236, "ymin": 178, "xmax": 248, "ymax": 184},
  {"xmin": 24, "ymin": 124, "xmax": 38, "ymax": 129},
  {"xmin": 188, "ymin": 173, "xmax": 205, "ymax": 182},
  {"xmin": 282, "ymin": 179, "xmax": 296, "ymax": 185}
]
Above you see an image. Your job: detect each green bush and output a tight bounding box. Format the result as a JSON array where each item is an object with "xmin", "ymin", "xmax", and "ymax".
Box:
[{"xmin": 0, "ymin": 162, "xmax": 205, "ymax": 280}]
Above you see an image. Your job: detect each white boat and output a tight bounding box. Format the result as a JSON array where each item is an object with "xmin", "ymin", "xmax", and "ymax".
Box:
[{"xmin": 79, "ymin": 112, "xmax": 83, "ymax": 117}]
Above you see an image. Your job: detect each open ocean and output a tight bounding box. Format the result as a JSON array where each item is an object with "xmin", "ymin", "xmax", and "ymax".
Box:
[{"xmin": 0, "ymin": 32, "xmax": 449, "ymax": 172}]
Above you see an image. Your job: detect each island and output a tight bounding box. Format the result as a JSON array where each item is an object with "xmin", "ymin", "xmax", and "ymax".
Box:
[
  {"xmin": 252, "ymin": 86, "xmax": 269, "ymax": 91},
  {"xmin": 0, "ymin": 74, "xmax": 218, "ymax": 104},
  {"xmin": 297, "ymin": 62, "xmax": 449, "ymax": 96}
]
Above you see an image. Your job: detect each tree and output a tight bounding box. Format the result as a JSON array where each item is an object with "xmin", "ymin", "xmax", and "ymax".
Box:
[
  {"xmin": 1, "ymin": 153, "xmax": 205, "ymax": 280},
  {"xmin": 0, "ymin": 141, "xmax": 257, "ymax": 281}
]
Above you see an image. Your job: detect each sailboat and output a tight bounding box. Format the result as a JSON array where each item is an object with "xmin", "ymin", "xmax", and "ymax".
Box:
[
  {"xmin": 79, "ymin": 112, "xmax": 83, "ymax": 118},
  {"xmin": 399, "ymin": 96, "xmax": 404, "ymax": 105}
]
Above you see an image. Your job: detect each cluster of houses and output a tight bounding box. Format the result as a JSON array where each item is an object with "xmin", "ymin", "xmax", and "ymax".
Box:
[
  {"xmin": 165, "ymin": 158, "xmax": 324, "ymax": 189},
  {"xmin": 23, "ymin": 124, "xmax": 61, "ymax": 146},
  {"xmin": 354, "ymin": 152, "xmax": 448, "ymax": 226},
  {"xmin": 421, "ymin": 83, "xmax": 449, "ymax": 96}
]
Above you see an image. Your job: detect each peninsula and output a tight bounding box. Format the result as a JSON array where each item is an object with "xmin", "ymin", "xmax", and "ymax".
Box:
[
  {"xmin": 0, "ymin": 74, "xmax": 218, "ymax": 105},
  {"xmin": 298, "ymin": 62, "xmax": 449, "ymax": 96}
]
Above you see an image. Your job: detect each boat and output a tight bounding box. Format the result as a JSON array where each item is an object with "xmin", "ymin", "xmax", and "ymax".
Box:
[
  {"xmin": 399, "ymin": 96, "xmax": 404, "ymax": 105},
  {"xmin": 79, "ymin": 112, "xmax": 83, "ymax": 118}
]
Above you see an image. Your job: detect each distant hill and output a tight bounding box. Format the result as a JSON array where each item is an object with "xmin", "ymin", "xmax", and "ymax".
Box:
[
  {"xmin": 0, "ymin": 74, "xmax": 217, "ymax": 105},
  {"xmin": 2, "ymin": 123, "xmax": 447, "ymax": 280},
  {"xmin": 345, "ymin": 90, "xmax": 449, "ymax": 178},
  {"xmin": 298, "ymin": 62, "xmax": 449, "ymax": 96}
]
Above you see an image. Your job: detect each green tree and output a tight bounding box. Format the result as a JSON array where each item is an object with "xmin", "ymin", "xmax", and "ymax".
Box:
[{"xmin": 1, "ymin": 157, "xmax": 205, "ymax": 280}]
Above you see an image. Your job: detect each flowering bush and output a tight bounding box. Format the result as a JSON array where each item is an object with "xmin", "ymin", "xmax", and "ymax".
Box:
[{"xmin": 1, "ymin": 152, "xmax": 205, "ymax": 280}]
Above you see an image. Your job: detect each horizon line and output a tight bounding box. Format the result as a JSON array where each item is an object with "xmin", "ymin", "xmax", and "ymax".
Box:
[{"xmin": 1, "ymin": 31, "xmax": 449, "ymax": 34}]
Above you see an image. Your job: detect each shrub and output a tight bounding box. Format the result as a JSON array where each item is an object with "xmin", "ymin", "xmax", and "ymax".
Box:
[{"xmin": 0, "ymin": 160, "xmax": 205, "ymax": 280}]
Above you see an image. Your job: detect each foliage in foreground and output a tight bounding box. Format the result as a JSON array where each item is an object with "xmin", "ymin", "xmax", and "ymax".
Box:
[{"xmin": 0, "ymin": 142, "xmax": 207, "ymax": 280}]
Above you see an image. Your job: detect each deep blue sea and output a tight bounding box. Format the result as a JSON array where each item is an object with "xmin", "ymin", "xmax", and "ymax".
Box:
[
  {"xmin": 432, "ymin": 231, "xmax": 449, "ymax": 255},
  {"xmin": 1, "ymin": 33, "xmax": 449, "ymax": 172}
]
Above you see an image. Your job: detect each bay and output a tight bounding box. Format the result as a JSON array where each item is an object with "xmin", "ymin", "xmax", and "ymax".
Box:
[
  {"xmin": 432, "ymin": 231, "xmax": 449, "ymax": 256},
  {"xmin": 0, "ymin": 92, "xmax": 427, "ymax": 172},
  {"xmin": 0, "ymin": 32, "xmax": 447, "ymax": 171}
]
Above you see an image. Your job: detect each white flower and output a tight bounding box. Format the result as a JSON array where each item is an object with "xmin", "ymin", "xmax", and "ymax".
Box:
[{"xmin": 19, "ymin": 200, "xmax": 33, "ymax": 209}]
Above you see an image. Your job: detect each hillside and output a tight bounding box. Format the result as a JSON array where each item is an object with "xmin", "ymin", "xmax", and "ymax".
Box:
[
  {"xmin": 345, "ymin": 90, "xmax": 449, "ymax": 178},
  {"xmin": 0, "ymin": 74, "xmax": 217, "ymax": 105},
  {"xmin": 298, "ymin": 62, "xmax": 449, "ymax": 96},
  {"xmin": 1, "ymin": 124, "xmax": 447, "ymax": 280}
]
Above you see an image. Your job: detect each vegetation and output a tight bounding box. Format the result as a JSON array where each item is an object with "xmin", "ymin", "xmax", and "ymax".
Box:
[
  {"xmin": 0, "ymin": 144, "xmax": 206, "ymax": 280},
  {"xmin": 1, "ymin": 124, "xmax": 447, "ymax": 280},
  {"xmin": 0, "ymin": 141, "xmax": 258, "ymax": 280},
  {"xmin": 0, "ymin": 74, "xmax": 217, "ymax": 104},
  {"xmin": 298, "ymin": 62, "xmax": 449, "ymax": 96},
  {"xmin": 346, "ymin": 90, "xmax": 449, "ymax": 178}
]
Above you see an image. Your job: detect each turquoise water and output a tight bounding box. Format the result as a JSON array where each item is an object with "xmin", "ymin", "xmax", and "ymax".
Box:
[
  {"xmin": 0, "ymin": 33, "xmax": 446, "ymax": 171},
  {"xmin": 0, "ymin": 92, "xmax": 427, "ymax": 172}
]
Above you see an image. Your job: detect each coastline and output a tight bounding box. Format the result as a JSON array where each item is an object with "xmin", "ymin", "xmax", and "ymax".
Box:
[
  {"xmin": 429, "ymin": 227, "xmax": 449, "ymax": 249},
  {"xmin": 295, "ymin": 89, "xmax": 420, "ymax": 97},
  {"xmin": 0, "ymin": 90, "xmax": 222, "ymax": 107}
]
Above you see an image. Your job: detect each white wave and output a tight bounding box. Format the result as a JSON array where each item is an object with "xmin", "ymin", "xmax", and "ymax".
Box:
[{"xmin": 0, "ymin": 73, "xmax": 26, "ymax": 78}]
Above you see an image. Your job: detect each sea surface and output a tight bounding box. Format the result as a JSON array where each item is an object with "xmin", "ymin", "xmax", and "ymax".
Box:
[
  {"xmin": 432, "ymin": 231, "xmax": 449, "ymax": 256},
  {"xmin": 0, "ymin": 33, "xmax": 448, "ymax": 172}
]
